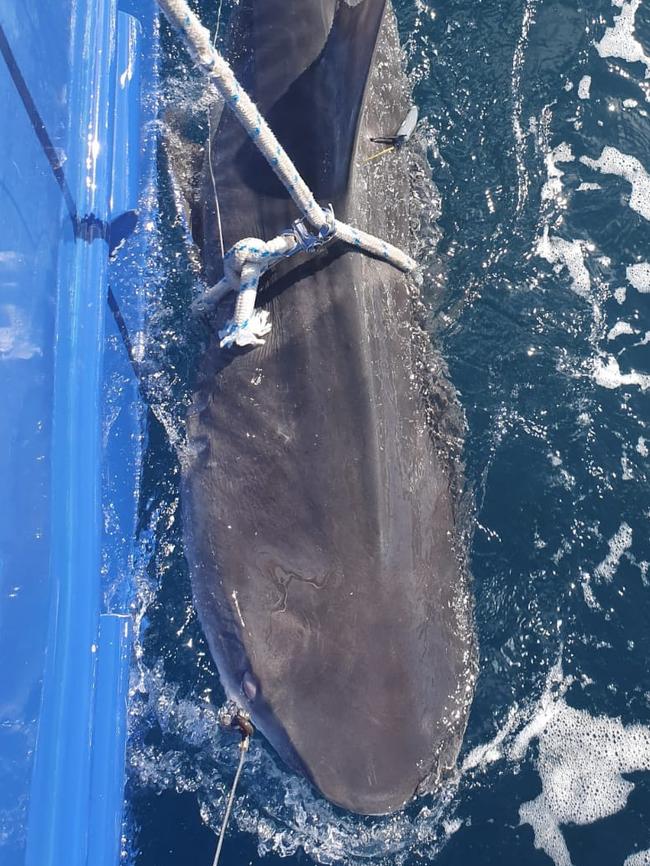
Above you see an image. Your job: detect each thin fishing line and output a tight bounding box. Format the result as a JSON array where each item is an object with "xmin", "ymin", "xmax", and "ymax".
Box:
[
  {"xmin": 211, "ymin": 737, "xmax": 249, "ymax": 866},
  {"xmin": 208, "ymin": 0, "xmax": 226, "ymax": 261}
]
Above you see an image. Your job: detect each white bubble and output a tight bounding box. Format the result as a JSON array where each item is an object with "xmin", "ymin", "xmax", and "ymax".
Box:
[
  {"xmin": 622, "ymin": 452, "xmax": 634, "ymax": 480},
  {"xmin": 581, "ymin": 571, "xmax": 600, "ymax": 609},
  {"xmin": 578, "ymin": 75, "xmax": 592, "ymax": 99}
]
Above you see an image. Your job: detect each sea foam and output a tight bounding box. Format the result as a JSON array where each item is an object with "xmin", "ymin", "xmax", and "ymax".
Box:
[
  {"xmin": 625, "ymin": 851, "xmax": 650, "ymax": 866},
  {"xmin": 593, "ymin": 355, "xmax": 650, "ymax": 390},
  {"xmin": 463, "ymin": 663, "xmax": 650, "ymax": 866},
  {"xmin": 537, "ymin": 227, "xmax": 590, "ymax": 297},
  {"xmin": 542, "ymin": 142, "xmax": 574, "ymax": 202},
  {"xmin": 594, "ymin": 522, "xmax": 633, "ymax": 582},
  {"xmin": 626, "ymin": 262, "xmax": 650, "ymax": 292},
  {"xmin": 607, "ymin": 321, "xmax": 636, "ymax": 340},
  {"xmin": 580, "ymin": 147, "xmax": 650, "ymax": 221},
  {"xmin": 595, "ymin": 0, "xmax": 650, "ymax": 78},
  {"xmin": 519, "ymin": 699, "xmax": 650, "ymax": 866},
  {"xmin": 578, "ymin": 75, "xmax": 592, "ymax": 99}
]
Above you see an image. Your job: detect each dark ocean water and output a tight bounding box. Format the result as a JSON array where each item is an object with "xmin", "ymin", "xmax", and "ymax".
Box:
[{"xmin": 125, "ymin": 2, "xmax": 650, "ymax": 865}]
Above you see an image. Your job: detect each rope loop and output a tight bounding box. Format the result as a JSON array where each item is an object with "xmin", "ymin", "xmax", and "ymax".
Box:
[{"xmin": 156, "ymin": 0, "xmax": 418, "ymax": 351}]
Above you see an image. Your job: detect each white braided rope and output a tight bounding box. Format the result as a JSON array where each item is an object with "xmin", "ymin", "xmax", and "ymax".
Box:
[{"xmin": 157, "ymin": 0, "xmax": 417, "ymax": 347}]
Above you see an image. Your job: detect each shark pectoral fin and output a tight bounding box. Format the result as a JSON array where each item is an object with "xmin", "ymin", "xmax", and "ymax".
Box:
[{"xmin": 108, "ymin": 209, "xmax": 138, "ymax": 257}]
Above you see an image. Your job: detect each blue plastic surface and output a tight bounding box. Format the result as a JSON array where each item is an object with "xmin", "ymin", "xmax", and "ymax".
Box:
[
  {"xmin": 88, "ymin": 614, "xmax": 133, "ymax": 866},
  {"xmin": 0, "ymin": 1, "xmax": 156, "ymax": 863}
]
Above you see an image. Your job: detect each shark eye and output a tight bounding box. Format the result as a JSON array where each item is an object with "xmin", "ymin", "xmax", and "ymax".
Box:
[{"xmin": 242, "ymin": 671, "xmax": 258, "ymax": 701}]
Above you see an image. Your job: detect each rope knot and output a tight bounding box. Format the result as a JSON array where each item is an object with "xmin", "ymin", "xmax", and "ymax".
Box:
[
  {"xmin": 157, "ymin": 0, "xmax": 417, "ymax": 353},
  {"xmin": 218, "ymin": 700, "xmax": 255, "ymax": 741},
  {"xmin": 293, "ymin": 204, "xmax": 336, "ymax": 252}
]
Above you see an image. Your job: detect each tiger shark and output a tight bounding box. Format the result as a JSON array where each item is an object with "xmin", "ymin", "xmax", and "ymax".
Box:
[{"xmin": 177, "ymin": 0, "xmax": 476, "ymax": 815}]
